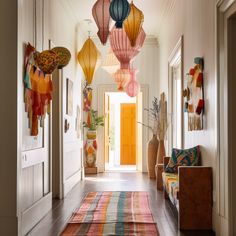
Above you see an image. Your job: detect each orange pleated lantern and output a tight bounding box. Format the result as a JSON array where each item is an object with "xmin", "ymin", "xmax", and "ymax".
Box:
[
  {"xmin": 114, "ymin": 69, "xmax": 130, "ymax": 91},
  {"xmin": 77, "ymin": 38, "xmax": 100, "ymax": 85},
  {"xmin": 124, "ymin": 1, "xmax": 144, "ymax": 47}
]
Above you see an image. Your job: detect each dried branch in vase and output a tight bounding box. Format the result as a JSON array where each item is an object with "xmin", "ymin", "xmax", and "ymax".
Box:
[
  {"xmin": 157, "ymin": 92, "xmax": 168, "ymax": 141},
  {"xmin": 138, "ymin": 96, "xmax": 160, "ymax": 137}
]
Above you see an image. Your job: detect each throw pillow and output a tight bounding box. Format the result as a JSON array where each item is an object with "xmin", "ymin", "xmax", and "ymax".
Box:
[{"xmin": 165, "ymin": 145, "xmax": 200, "ymax": 173}]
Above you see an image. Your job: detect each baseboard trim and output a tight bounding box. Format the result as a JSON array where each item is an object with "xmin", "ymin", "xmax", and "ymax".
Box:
[
  {"xmin": 63, "ymin": 169, "xmax": 82, "ymax": 197},
  {"xmin": 21, "ymin": 193, "xmax": 52, "ymax": 235}
]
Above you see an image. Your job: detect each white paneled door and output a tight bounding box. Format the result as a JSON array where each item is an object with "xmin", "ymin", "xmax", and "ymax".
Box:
[{"xmin": 19, "ymin": 0, "xmax": 52, "ymax": 235}]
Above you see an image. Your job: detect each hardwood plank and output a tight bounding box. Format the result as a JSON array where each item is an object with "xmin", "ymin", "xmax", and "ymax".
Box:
[{"xmin": 27, "ymin": 172, "xmax": 214, "ymax": 236}]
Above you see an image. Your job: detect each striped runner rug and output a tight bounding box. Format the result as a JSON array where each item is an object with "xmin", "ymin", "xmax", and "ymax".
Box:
[{"xmin": 61, "ymin": 191, "xmax": 159, "ymax": 236}]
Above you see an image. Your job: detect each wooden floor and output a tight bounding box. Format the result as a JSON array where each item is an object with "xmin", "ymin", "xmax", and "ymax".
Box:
[{"xmin": 28, "ymin": 172, "xmax": 215, "ymax": 236}]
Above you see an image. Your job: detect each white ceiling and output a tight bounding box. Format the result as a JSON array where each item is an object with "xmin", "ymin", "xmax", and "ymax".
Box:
[{"xmin": 67, "ymin": 0, "xmax": 174, "ymax": 37}]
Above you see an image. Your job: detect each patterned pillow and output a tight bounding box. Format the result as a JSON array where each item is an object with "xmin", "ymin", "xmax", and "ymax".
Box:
[{"xmin": 165, "ymin": 146, "xmax": 200, "ymax": 173}]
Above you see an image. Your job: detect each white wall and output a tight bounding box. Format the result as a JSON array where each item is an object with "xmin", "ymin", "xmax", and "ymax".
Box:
[
  {"xmin": 157, "ymin": 0, "xmax": 221, "ymax": 233},
  {"xmin": 45, "ymin": 0, "xmax": 84, "ymax": 197},
  {"xmin": 90, "ymin": 37, "xmax": 159, "ymax": 172}
]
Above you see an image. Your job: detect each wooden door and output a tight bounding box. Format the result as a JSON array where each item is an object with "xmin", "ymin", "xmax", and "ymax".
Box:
[{"xmin": 120, "ymin": 104, "xmax": 136, "ymax": 165}]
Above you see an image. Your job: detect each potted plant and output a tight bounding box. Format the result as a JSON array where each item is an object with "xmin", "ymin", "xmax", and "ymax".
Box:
[{"xmin": 83, "ymin": 109, "xmax": 104, "ymax": 167}]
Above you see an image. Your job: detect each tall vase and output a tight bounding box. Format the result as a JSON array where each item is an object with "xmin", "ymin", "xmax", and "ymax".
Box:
[
  {"xmin": 85, "ymin": 130, "xmax": 97, "ymax": 168},
  {"xmin": 155, "ymin": 139, "xmax": 166, "ymax": 190},
  {"xmin": 147, "ymin": 135, "xmax": 159, "ymax": 178}
]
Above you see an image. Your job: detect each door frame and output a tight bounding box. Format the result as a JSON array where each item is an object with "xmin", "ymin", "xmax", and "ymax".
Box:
[
  {"xmin": 217, "ymin": 0, "xmax": 236, "ymax": 234},
  {"xmin": 97, "ymin": 84, "xmax": 149, "ymax": 172},
  {"xmin": 168, "ymin": 36, "xmax": 184, "ymax": 154}
]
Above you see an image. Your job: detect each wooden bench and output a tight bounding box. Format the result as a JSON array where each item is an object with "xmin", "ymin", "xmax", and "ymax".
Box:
[{"xmin": 162, "ymin": 156, "xmax": 213, "ymax": 230}]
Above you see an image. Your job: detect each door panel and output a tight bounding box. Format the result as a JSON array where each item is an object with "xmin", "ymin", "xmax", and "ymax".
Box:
[
  {"xmin": 104, "ymin": 94, "xmax": 110, "ymax": 164},
  {"xmin": 19, "ymin": 0, "xmax": 51, "ymax": 234},
  {"xmin": 120, "ymin": 104, "xmax": 136, "ymax": 165}
]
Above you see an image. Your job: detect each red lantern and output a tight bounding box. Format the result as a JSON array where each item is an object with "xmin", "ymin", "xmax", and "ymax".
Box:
[
  {"xmin": 92, "ymin": 0, "xmax": 111, "ymax": 45},
  {"xmin": 109, "ymin": 26, "xmax": 146, "ymax": 69},
  {"xmin": 125, "ymin": 69, "xmax": 140, "ymax": 97}
]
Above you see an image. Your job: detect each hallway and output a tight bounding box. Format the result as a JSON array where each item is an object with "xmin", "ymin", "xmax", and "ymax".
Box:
[{"xmin": 28, "ymin": 172, "xmax": 214, "ymax": 236}]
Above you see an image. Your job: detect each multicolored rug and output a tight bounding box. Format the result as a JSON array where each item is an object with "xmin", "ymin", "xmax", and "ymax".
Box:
[{"xmin": 61, "ymin": 191, "xmax": 159, "ymax": 236}]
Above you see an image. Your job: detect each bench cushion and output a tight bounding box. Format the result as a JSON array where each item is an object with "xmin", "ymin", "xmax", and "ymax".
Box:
[
  {"xmin": 165, "ymin": 145, "xmax": 200, "ymax": 173},
  {"xmin": 162, "ymin": 172, "xmax": 179, "ymax": 204}
]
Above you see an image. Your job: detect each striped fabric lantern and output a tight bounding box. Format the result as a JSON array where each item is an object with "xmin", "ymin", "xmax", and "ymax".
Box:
[
  {"xmin": 109, "ymin": 0, "xmax": 130, "ymax": 28},
  {"xmin": 124, "ymin": 1, "xmax": 144, "ymax": 47},
  {"xmin": 92, "ymin": 0, "xmax": 111, "ymax": 45},
  {"xmin": 109, "ymin": 26, "xmax": 146, "ymax": 69},
  {"xmin": 125, "ymin": 69, "xmax": 140, "ymax": 97}
]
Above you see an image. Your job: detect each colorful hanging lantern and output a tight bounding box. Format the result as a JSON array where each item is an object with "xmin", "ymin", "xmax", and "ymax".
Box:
[
  {"xmin": 114, "ymin": 69, "xmax": 130, "ymax": 91},
  {"xmin": 124, "ymin": 1, "xmax": 144, "ymax": 47},
  {"xmin": 77, "ymin": 38, "xmax": 100, "ymax": 85},
  {"xmin": 110, "ymin": 26, "xmax": 146, "ymax": 69},
  {"xmin": 92, "ymin": 0, "xmax": 111, "ymax": 45},
  {"xmin": 125, "ymin": 69, "xmax": 140, "ymax": 97},
  {"xmin": 102, "ymin": 48, "xmax": 120, "ymax": 75},
  {"xmin": 36, "ymin": 50, "xmax": 59, "ymax": 74},
  {"xmin": 52, "ymin": 47, "xmax": 71, "ymax": 69},
  {"xmin": 109, "ymin": 0, "xmax": 130, "ymax": 28}
]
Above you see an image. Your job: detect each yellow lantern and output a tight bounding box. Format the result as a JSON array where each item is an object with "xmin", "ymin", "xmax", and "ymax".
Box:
[
  {"xmin": 124, "ymin": 1, "xmax": 144, "ymax": 47},
  {"xmin": 77, "ymin": 38, "xmax": 100, "ymax": 84}
]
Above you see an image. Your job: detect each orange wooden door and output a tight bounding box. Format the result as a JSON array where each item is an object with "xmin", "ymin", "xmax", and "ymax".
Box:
[{"xmin": 120, "ymin": 104, "xmax": 136, "ymax": 165}]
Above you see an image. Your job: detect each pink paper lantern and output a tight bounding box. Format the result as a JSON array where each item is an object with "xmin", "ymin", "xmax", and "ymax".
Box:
[
  {"xmin": 109, "ymin": 27, "xmax": 146, "ymax": 69},
  {"xmin": 92, "ymin": 0, "xmax": 111, "ymax": 45},
  {"xmin": 125, "ymin": 69, "xmax": 140, "ymax": 97}
]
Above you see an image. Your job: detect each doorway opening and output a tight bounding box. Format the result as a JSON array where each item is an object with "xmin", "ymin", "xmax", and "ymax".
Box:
[{"xmin": 104, "ymin": 92, "xmax": 141, "ymax": 171}]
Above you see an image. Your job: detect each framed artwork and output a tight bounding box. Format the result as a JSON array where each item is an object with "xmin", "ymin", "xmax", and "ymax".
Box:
[
  {"xmin": 76, "ymin": 105, "xmax": 81, "ymax": 139},
  {"xmin": 183, "ymin": 57, "xmax": 204, "ymax": 131},
  {"xmin": 66, "ymin": 78, "xmax": 73, "ymax": 116}
]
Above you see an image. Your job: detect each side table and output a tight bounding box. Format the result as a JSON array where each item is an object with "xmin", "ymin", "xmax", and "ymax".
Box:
[{"xmin": 155, "ymin": 163, "xmax": 164, "ymax": 191}]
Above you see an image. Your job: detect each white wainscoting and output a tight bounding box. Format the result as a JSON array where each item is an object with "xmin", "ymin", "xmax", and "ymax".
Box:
[{"xmin": 63, "ymin": 140, "xmax": 83, "ymax": 197}]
